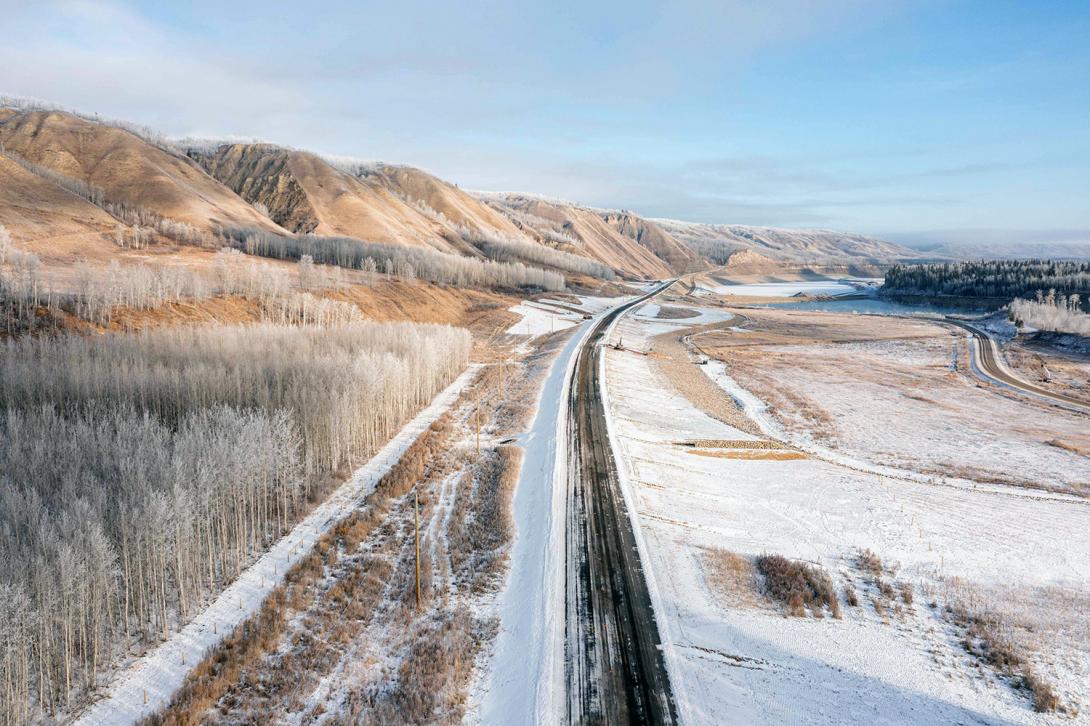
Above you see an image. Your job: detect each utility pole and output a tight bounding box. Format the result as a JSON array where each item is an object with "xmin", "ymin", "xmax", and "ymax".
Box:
[{"xmin": 414, "ymin": 489, "xmax": 421, "ymax": 610}]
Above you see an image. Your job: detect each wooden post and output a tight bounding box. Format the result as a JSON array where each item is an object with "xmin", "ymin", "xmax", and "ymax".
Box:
[
  {"xmin": 414, "ymin": 489, "xmax": 421, "ymax": 610},
  {"xmin": 143, "ymin": 689, "xmax": 147, "ymax": 705}
]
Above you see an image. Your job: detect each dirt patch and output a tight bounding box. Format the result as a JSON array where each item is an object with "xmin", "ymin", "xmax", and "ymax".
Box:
[
  {"xmin": 676, "ymin": 439, "xmax": 790, "ymax": 449},
  {"xmin": 656, "ymin": 305, "xmax": 698, "ymax": 319},
  {"xmin": 650, "ymin": 328, "xmax": 762, "ymax": 436},
  {"xmin": 687, "ymin": 449, "xmax": 807, "ymax": 461}
]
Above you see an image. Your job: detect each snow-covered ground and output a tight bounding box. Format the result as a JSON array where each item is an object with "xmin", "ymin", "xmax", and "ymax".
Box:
[
  {"xmin": 474, "ymin": 318, "xmax": 592, "ymax": 724},
  {"xmin": 601, "ymin": 312, "xmax": 1090, "ymax": 724},
  {"xmin": 724, "ymin": 337, "xmax": 1090, "ymax": 494},
  {"xmin": 505, "ymin": 294, "xmax": 636, "ymax": 338},
  {"xmin": 77, "ymin": 366, "xmax": 481, "ymax": 726}
]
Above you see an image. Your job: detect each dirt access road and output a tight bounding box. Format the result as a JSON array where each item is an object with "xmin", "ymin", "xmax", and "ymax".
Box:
[{"xmin": 565, "ymin": 280, "xmax": 678, "ymax": 725}]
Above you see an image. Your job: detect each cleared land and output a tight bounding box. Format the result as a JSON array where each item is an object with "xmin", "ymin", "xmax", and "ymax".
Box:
[
  {"xmin": 602, "ymin": 304, "xmax": 1090, "ymax": 723},
  {"xmin": 699, "ymin": 308, "xmax": 1090, "ymax": 495}
]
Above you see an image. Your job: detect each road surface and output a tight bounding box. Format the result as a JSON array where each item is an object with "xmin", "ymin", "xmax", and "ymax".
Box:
[
  {"xmin": 565, "ymin": 281, "xmax": 678, "ymax": 724},
  {"xmin": 945, "ymin": 319, "xmax": 1090, "ymax": 414}
]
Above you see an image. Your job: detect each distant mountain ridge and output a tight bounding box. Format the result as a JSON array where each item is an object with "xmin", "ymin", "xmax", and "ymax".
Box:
[
  {"xmin": 653, "ymin": 219, "xmax": 916, "ymax": 264},
  {"xmin": 0, "ymin": 100, "xmax": 919, "ymax": 283}
]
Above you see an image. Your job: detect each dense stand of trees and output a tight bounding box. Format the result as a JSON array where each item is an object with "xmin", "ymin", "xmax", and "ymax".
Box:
[
  {"xmin": 0, "ymin": 321, "xmax": 470, "ymax": 721},
  {"xmin": 882, "ymin": 260, "xmax": 1090, "ymax": 302},
  {"xmin": 223, "ymin": 227, "xmax": 565, "ymax": 291},
  {"xmin": 1, "ymin": 243, "xmax": 355, "ymax": 333},
  {"xmin": 1010, "ymin": 292, "xmax": 1090, "ymax": 336},
  {"xmin": 459, "ymin": 227, "xmax": 615, "ymax": 280}
]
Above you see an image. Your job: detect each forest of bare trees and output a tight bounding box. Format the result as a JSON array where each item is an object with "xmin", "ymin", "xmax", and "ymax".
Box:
[
  {"xmin": 459, "ymin": 227, "xmax": 615, "ymax": 280},
  {"xmin": 1009, "ymin": 292, "xmax": 1090, "ymax": 336},
  {"xmin": 224, "ymin": 227, "xmax": 566, "ymax": 291},
  {"xmin": 0, "ymin": 242, "xmax": 356, "ymax": 334},
  {"xmin": 0, "ymin": 320, "xmax": 470, "ymax": 721}
]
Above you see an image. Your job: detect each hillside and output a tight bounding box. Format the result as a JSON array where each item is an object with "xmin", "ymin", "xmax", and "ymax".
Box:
[
  {"xmin": 192, "ymin": 145, "xmax": 467, "ymax": 254},
  {"xmin": 481, "ymin": 194, "xmax": 677, "ymax": 279},
  {"xmin": 0, "ymin": 109, "xmax": 283, "ymax": 235},
  {"xmin": 654, "ymin": 219, "xmax": 915, "ymax": 263},
  {"xmin": 361, "ymin": 164, "xmax": 525, "ymax": 239},
  {"xmin": 0, "ymin": 152, "xmax": 120, "ymax": 262},
  {"xmin": 600, "ymin": 211, "xmax": 706, "ymax": 273}
]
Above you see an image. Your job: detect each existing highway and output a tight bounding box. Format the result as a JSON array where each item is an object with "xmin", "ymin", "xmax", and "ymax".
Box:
[
  {"xmin": 945, "ymin": 319, "xmax": 1090, "ymax": 414},
  {"xmin": 565, "ymin": 280, "xmax": 678, "ymax": 725}
]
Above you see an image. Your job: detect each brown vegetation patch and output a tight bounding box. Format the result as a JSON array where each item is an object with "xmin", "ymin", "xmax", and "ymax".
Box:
[
  {"xmin": 1046, "ymin": 438, "xmax": 1090, "ymax": 458},
  {"xmin": 705, "ymin": 550, "xmax": 763, "ymax": 609},
  {"xmin": 755, "ymin": 554, "xmax": 841, "ymax": 619},
  {"xmin": 677, "ymin": 439, "xmax": 790, "ymax": 449},
  {"xmin": 655, "ymin": 305, "xmax": 698, "ymax": 319},
  {"xmin": 650, "ymin": 328, "xmax": 762, "ymax": 436},
  {"xmin": 687, "ymin": 449, "xmax": 806, "ymax": 461},
  {"xmin": 940, "ymin": 578, "xmax": 1071, "ymax": 714}
]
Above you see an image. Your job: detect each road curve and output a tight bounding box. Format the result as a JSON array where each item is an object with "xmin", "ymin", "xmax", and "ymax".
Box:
[
  {"xmin": 565, "ymin": 281, "xmax": 678, "ymax": 725},
  {"xmin": 945, "ymin": 319, "xmax": 1090, "ymax": 414}
]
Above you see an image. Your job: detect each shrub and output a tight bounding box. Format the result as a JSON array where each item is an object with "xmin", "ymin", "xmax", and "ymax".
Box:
[{"xmin": 755, "ymin": 554, "xmax": 840, "ymax": 618}]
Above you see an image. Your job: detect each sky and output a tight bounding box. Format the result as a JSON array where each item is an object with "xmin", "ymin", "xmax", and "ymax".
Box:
[{"xmin": 2, "ymin": 0, "xmax": 1089, "ymax": 244}]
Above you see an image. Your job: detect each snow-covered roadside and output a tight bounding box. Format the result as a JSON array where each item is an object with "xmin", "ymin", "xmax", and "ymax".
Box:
[
  {"xmin": 77, "ymin": 365, "xmax": 481, "ymax": 726},
  {"xmin": 600, "ymin": 313, "xmax": 1090, "ymax": 723},
  {"xmin": 473, "ymin": 318, "xmax": 594, "ymax": 725},
  {"xmin": 505, "ymin": 300, "xmax": 582, "ymax": 337},
  {"xmin": 505, "ymin": 294, "xmax": 642, "ymax": 339}
]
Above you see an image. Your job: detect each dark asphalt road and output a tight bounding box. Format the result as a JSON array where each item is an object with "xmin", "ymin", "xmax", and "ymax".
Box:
[{"xmin": 565, "ymin": 281, "xmax": 678, "ymax": 725}]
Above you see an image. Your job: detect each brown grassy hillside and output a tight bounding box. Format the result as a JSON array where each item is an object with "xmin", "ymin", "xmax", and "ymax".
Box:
[
  {"xmin": 193, "ymin": 145, "xmax": 468, "ymax": 253},
  {"xmin": 654, "ymin": 219, "xmax": 914, "ymax": 263},
  {"xmin": 0, "ymin": 153, "xmax": 119, "ymax": 262},
  {"xmin": 601, "ymin": 211, "xmax": 706, "ymax": 273},
  {"xmin": 363, "ymin": 164, "xmax": 524, "ymax": 238},
  {"xmin": 0, "ymin": 110, "xmax": 284, "ymax": 234},
  {"xmin": 484, "ymin": 195, "xmax": 674, "ymax": 278}
]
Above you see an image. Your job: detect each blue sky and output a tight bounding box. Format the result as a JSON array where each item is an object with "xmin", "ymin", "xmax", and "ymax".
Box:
[{"xmin": 2, "ymin": 0, "xmax": 1088, "ymax": 243}]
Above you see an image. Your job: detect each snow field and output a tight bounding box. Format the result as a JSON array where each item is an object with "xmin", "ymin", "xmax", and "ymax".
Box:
[{"xmin": 602, "ymin": 312, "xmax": 1090, "ymax": 724}]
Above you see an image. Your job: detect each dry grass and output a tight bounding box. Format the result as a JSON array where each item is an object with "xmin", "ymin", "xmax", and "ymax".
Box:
[
  {"xmin": 335, "ymin": 609, "xmax": 485, "ymax": 724},
  {"xmin": 843, "ymin": 584, "xmax": 859, "ymax": 607},
  {"xmin": 857, "ymin": 549, "xmax": 884, "ymax": 578},
  {"xmin": 650, "ymin": 327, "xmax": 763, "ymax": 436},
  {"xmin": 705, "ymin": 549, "xmax": 763, "ymax": 608},
  {"xmin": 686, "ymin": 449, "xmax": 806, "ymax": 461},
  {"xmin": 143, "ymin": 417, "xmax": 453, "ymax": 724},
  {"xmin": 942, "ymin": 577, "xmax": 1069, "ymax": 714},
  {"xmin": 755, "ymin": 554, "xmax": 841, "ymax": 619},
  {"xmin": 655, "ymin": 305, "xmax": 698, "ymax": 320},
  {"xmin": 678, "ymin": 438, "xmax": 791, "ymax": 449}
]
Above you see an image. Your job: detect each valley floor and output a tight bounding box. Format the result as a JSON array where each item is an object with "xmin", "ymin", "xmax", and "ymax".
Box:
[{"xmin": 602, "ymin": 302, "xmax": 1090, "ymax": 724}]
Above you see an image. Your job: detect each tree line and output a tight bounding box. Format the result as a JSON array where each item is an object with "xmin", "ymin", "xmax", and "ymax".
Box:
[
  {"xmin": 459, "ymin": 226, "xmax": 615, "ymax": 280},
  {"xmin": 1009, "ymin": 291, "xmax": 1090, "ymax": 337},
  {"xmin": 0, "ymin": 320, "xmax": 470, "ymax": 722},
  {"xmin": 223, "ymin": 227, "xmax": 565, "ymax": 292},
  {"xmin": 882, "ymin": 259, "xmax": 1090, "ymax": 302},
  {"xmin": 0, "ymin": 238, "xmax": 356, "ymax": 334},
  {"xmin": 2, "ymin": 150, "xmax": 211, "ymax": 248}
]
